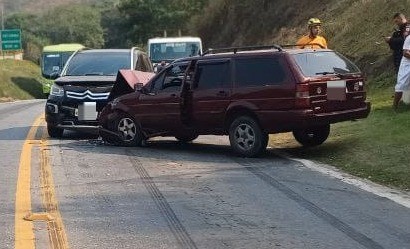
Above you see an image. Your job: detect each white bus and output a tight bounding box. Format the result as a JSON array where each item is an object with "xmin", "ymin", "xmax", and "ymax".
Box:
[{"xmin": 148, "ymin": 37, "xmax": 202, "ymax": 69}]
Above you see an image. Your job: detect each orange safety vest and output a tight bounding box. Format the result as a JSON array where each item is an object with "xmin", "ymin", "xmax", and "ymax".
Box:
[{"xmin": 296, "ymin": 35, "xmax": 328, "ymax": 49}]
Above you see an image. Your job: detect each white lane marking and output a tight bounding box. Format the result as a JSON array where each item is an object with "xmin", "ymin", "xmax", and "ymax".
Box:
[{"xmin": 271, "ymin": 149, "xmax": 410, "ymax": 209}]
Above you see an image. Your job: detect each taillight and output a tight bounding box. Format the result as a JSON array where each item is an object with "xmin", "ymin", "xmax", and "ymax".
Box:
[{"xmin": 295, "ymin": 83, "xmax": 310, "ymax": 108}]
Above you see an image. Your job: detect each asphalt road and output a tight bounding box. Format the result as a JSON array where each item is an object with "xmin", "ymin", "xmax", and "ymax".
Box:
[{"xmin": 1, "ymin": 100, "xmax": 410, "ymax": 249}]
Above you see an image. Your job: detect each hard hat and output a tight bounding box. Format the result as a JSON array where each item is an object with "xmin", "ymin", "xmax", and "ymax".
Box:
[{"xmin": 308, "ymin": 18, "xmax": 322, "ymax": 27}]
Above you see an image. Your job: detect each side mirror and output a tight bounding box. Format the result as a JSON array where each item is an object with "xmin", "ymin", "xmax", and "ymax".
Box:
[
  {"xmin": 49, "ymin": 72, "xmax": 60, "ymax": 80},
  {"xmin": 135, "ymin": 82, "xmax": 147, "ymax": 93}
]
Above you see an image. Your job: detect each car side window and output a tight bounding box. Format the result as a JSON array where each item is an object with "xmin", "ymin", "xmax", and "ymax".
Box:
[
  {"xmin": 162, "ymin": 64, "xmax": 187, "ymax": 91},
  {"xmin": 149, "ymin": 63, "xmax": 187, "ymax": 92},
  {"xmin": 150, "ymin": 70, "xmax": 166, "ymax": 92},
  {"xmin": 235, "ymin": 57, "xmax": 286, "ymax": 87},
  {"xmin": 194, "ymin": 61, "xmax": 230, "ymax": 89}
]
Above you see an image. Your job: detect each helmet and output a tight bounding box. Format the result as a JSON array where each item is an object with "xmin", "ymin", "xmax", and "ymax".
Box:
[{"xmin": 308, "ymin": 18, "xmax": 322, "ymax": 27}]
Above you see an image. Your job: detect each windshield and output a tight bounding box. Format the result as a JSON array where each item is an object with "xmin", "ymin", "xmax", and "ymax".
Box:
[
  {"xmin": 292, "ymin": 51, "xmax": 360, "ymax": 77},
  {"xmin": 150, "ymin": 42, "xmax": 201, "ymax": 63},
  {"xmin": 64, "ymin": 51, "xmax": 131, "ymax": 76},
  {"xmin": 42, "ymin": 52, "xmax": 73, "ymax": 77}
]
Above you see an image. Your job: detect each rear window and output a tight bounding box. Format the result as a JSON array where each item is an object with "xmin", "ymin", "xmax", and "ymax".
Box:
[
  {"xmin": 235, "ymin": 57, "xmax": 286, "ymax": 87},
  {"xmin": 64, "ymin": 51, "xmax": 131, "ymax": 76},
  {"xmin": 292, "ymin": 51, "xmax": 360, "ymax": 77}
]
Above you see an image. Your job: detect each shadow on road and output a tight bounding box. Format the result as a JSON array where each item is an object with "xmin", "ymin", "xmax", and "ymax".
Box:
[
  {"xmin": 50, "ymin": 134, "xmax": 286, "ymax": 166},
  {"xmin": 0, "ymin": 126, "xmax": 40, "ymax": 141}
]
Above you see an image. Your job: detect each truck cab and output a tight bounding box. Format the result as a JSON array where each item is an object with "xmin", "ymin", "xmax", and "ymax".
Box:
[{"xmin": 148, "ymin": 37, "xmax": 202, "ymax": 72}]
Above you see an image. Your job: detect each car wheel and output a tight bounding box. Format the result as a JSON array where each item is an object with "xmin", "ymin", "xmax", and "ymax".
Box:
[
  {"xmin": 292, "ymin": 124, "xmax": 330, "ymax": 147},
  {"xmin": 229, "ymin": 116, "xmax": 268, "ymax": 157},
  {"xmin": 47, "ymin": 124, "xmax": 64, "ymax": 138},
  {"xmin": 175, "ymin": 133, "xmax": 198, "ymax": 143},
  {"xmin": 114, "ymin": 114, "xmax": 144, "ymax": 147}
]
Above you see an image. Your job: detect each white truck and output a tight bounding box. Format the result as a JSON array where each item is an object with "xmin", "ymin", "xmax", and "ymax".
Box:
[{"xmin": 147, "ymin": 37, "xmax": 202, "ymax": 71}]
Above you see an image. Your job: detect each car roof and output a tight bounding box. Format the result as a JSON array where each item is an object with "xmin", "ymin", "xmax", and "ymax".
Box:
[{"xmin": 148, "ymin": 37, "xmax": 202, "ymax": 44}]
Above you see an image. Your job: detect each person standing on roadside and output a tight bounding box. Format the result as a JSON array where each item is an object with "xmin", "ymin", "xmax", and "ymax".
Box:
[
  {"xmin": 385, "ymin": 13, "xmax": 410, "ymax": 72},
  {"xmin": 297, "ymin": 18, "xmax": 328, "ymax": 49},
  {"xmin": 393, "ymin": 35, "xmax": 410, "ymax": 110}
]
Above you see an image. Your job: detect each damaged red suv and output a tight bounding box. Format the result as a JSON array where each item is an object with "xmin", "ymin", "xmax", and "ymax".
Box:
[{"xmin": 99, "ymin": 45, "xmax": 370, "ymax": 157}]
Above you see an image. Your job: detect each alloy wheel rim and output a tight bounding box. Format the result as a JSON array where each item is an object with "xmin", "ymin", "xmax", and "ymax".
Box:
[
  {"xmin": 234, "ymin": 123, "xmax": 255, "ymax": 151},
  {"xmin": 118, "ymin": 118, "xmax": 137, "ymax": 141}
]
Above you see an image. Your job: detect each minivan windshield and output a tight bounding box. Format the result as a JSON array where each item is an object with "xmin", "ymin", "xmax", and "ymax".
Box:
[
  {"xmin": 292, "ymin": 51, "xmax": 360, "ymax": 77},
  {"xmin": 150, "ymin": 42, "xmax": 201, "ymax": 63},
  {"xmin": 64, "ymin": 51, "xmax": 131, "ymax": 76},
  {"xmin": 42, "ymin": 52, "xmax": 73, "ymax": 77}
]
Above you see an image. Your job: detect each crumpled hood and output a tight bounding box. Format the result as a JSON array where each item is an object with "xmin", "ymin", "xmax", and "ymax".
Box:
[{"xmin": 108, "ymin": 70, "xmax": 155, "ymax": 101}]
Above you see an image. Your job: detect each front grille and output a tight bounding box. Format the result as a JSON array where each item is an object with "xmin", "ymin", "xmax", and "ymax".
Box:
[{"xmin": 66, "ymin": 90, "xmax": 110, "ymax": 100}]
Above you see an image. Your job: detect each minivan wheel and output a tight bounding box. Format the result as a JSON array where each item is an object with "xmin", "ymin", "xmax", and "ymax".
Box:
[
  {"xmin": 47, "ymin": 124, "xmax": 64, "ymax": 138},
  {"xmin": 229, "ymin": 116, "xmax": 268, "ymax": 157},
  {"xmin": 115, "ymin": 114, "xmax": 144, "ymax": 147},
  {"xmin": 175, "ymin": 133, "xmax": 198, "ymax": 143},
  {"xmin": 292, "ymin": 124, "xmax": 330, "ymax": 147}
]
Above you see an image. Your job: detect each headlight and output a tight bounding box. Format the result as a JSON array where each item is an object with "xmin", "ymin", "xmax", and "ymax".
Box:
[{"xmin": 50, "ymin": 84, "xmax": 64, "ymax": 97}]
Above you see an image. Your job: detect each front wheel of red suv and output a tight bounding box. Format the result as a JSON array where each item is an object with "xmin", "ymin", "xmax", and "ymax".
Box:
[
  {"xmin": 293, "ymin": 124, "xmax": 330, "ymax": 147},
  {"xmin": 229, "ymin": 116, "xmax": 268, "ymax": 157},
  {"xmin": 113, "ymin": 114, "xmax": 145, "ymax": 147}
]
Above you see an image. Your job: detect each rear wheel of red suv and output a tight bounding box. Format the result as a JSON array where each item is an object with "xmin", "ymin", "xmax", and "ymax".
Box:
[
  {"xmin": 229, "ymin": 116, "xmax": 268, "ymax": 157},
  {"xmin": 113, "ymin": 114, "xmax": 145, "ymax": 147},
  {"xmin": 293, "ymin": 124, "xmax": 330, "ymax": 147}
]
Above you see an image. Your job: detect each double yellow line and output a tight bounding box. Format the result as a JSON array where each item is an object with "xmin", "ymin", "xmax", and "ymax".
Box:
[{"xmin": 14, "ymin": 115, "xmax": 69, "ymax": 249}]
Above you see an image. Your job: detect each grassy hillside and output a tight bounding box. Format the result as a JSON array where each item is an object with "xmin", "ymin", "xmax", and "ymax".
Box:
[{"xmin": 0, "ymin": 59, "xmax": 43, "ymax": 102}]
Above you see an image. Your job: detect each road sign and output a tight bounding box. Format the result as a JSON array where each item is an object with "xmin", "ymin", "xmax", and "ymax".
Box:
[{"xmin": 0, "ymin": 29, "xmax": 22, "ymax": 51}]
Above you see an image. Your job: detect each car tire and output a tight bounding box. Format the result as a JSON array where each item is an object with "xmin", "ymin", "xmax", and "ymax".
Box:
[
  {"xmin": 292, "ymin": 124, "xmax": 330, "ymax": 147},
  {"xmin": 228, "ymin": 116, "xmax": 268, "ymax": 157},
  {"xmin": 114, "ymin": 114, "xmax": 145, "ymax": 147},
  {"xmin": 47, "ymin": 124, "xmax": 64, "ymax": 138},
  {"xmin": 175, "ymin": 133, "xmax": 198, "ymax": 143}
]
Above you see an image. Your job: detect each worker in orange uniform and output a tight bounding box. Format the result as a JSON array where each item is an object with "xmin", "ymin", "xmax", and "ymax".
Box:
[{"xmin": 297, "ymin": 18, "xmax": 328, "ymax": 49}]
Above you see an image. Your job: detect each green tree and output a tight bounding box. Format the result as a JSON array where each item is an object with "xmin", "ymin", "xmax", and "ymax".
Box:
[
  {"xmin": 107, "ymin": 0, "xmax": 207, "ymax": 47},
  {"xmin": 41, "ymin": 4, "xmax": 104, "ymax": 48}
]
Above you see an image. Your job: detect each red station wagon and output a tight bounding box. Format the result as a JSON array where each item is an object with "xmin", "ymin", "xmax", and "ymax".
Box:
[{"xmin": 99, "ymin": 45, "xmax": 371, "ymax": 157}]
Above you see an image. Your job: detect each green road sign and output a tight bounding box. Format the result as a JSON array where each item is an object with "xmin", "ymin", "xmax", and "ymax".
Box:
[{"xmin": 1, "ymin": 29, "xmax": 22, "ymax": 51}]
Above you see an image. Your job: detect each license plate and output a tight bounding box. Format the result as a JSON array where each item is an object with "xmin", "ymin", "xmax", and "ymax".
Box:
[
  {"xmin": 327, "ymin": 80, "xmax": 346, "ymax": 101},
  {"xmin": 78, "ymin": 102, "xmax": 97, "ymax": 121}
]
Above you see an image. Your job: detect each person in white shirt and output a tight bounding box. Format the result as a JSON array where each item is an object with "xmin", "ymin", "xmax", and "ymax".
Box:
[{"xmin": 394, "ymin": 35, "xmax": 410, "ymax": 110}]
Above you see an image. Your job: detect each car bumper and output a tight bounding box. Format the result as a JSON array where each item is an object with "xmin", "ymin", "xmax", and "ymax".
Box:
[
  {"xmin": 258, "ymin": 102, "xmax": 371, "ymax": 133},
  {"xmin": 45, "ymin": 101, "xmax": 100, "ymax": 134}
]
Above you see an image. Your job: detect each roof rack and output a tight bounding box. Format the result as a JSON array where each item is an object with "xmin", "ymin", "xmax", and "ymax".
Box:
[
  {"xmin": 280, "ymin": 43, "xmax": 326, "ymax": 49},
  {"xmin": 202, "ymin": 44, "xmax": 283, "ymax": 56}
]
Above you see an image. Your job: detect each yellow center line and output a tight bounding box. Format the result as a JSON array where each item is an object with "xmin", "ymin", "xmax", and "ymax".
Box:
[
  {"xmin": 15, "ymin": 114, "xmax": 69, "ymax": 249},
  {"xmin": 14, "ymin": 115, "xmax": 43, "ymax": 249}
]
